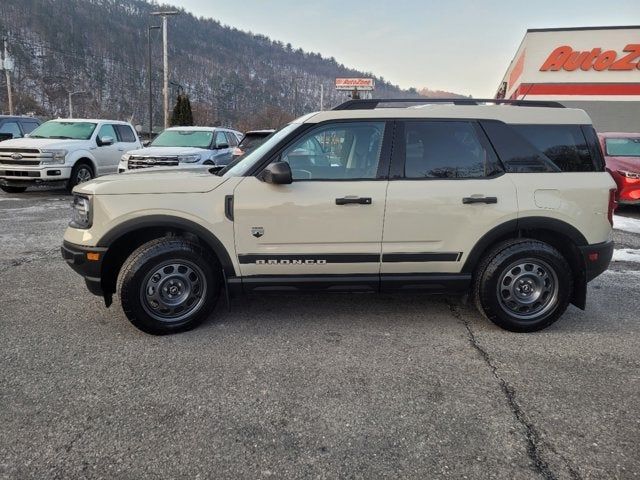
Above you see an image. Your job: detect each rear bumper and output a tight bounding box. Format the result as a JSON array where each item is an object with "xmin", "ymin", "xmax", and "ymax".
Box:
[
  {"xmin": 579, "ymin": 240, "xmax": 614, "ymax": 282},
  {"xmin": 61, "ymin": 241, "xmax": 107, "ymax": 296}
]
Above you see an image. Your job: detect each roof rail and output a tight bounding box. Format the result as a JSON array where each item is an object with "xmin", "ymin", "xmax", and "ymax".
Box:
[{"xmin": 332, "ymin": 98, "xmax": 566, "ymax": 110}]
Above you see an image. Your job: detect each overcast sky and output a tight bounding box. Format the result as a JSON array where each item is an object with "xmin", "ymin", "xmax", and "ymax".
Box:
[{"xmin": 168, "ymin": 0, "xmax": 639, "ymax": 97}]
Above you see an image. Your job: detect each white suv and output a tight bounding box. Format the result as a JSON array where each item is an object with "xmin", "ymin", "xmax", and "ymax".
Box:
[
  {"xmin": 118, "ymin": 126, "xmax": 243, "ymax": 172},
  {"xmin": 0, "ymin": 118, "xmax": 141, "ymax": 193},
  {"xmin": 62, "ymin": 99, "xmax": 616, "ymax": 335}
]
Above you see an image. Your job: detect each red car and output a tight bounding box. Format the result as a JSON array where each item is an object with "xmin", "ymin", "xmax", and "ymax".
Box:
[{"xmin": 598, "ymin": 132, "xmax": 640, "ymax": 205}]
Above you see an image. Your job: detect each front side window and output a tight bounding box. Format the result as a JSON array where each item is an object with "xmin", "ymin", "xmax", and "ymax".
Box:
[
  {"xmin": 20, "ymin": 121, "xmax": 40, "ymax": 134},
  {"xmin": 280, "ymin": 122, "xmax": 385, "ymax": 180},
  {"xmin": 97, "ymin": 124, "xmax": 117, "ymax": 142},
  {"xmin": 605, "ymin": 137, "xmax": 640, "ymax": 157},
  {"xmin": 151, "ymin": 130, "xmax": 214, "ymax": 148},
  {"xmin": 403, "ymin": 121, "xmax": 501, "ymax": 179},
  {"xmin": 29, "ymin": 121, "xmax": 96, "ymax": 140},
  {"xmin": 225, "ymin": 132, "xmax": 239, "ymax": 147}
]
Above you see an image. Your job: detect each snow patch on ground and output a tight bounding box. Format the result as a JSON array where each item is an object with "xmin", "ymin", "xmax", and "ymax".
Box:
[
  {"xmin": 612, "ymin": 249, "xmax": 640, "ymax": 263},
  {"xmin": 614, "ymin": 215, "xmax": 640, "ymax": 235}
]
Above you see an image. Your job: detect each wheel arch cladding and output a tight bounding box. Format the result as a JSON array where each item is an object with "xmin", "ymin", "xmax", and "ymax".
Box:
[
  {"xmin": 75, "ymin": 157, "xmax": 96, "ymax": 174},
  {"xmin": 463, "ymin": 217, "xmax": 588, "ymax": 309},
  {"xmin": 97, "ymin": 215, "xmax": 235, "ymax": 304}
]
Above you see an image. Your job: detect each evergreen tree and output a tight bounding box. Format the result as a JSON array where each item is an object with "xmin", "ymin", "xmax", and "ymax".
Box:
[{"xmin": 170, "ymin": 94, "xmax": 194, "ymax": 126}]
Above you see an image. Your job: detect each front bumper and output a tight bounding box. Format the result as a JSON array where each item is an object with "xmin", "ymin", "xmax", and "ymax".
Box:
[
  {"xmin": 61, "ymin": 241, "xmax": 107, "ymax": 296},
  {"xmin": 0, "ymin": 166, "xmax": 72, "ymax": 185},
  {"xmin": 579, "ymin": 240, "xmax": 614, "ymax": 282}
]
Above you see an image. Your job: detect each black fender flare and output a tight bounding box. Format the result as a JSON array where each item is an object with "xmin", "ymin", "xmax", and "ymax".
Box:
[
  {"xmin": 462, "ymin": 216, "xmax": 588, "ymax": 274},
  {"xmin": 97, "ymin": 215, "xmax": 236, "ymax": 276}
]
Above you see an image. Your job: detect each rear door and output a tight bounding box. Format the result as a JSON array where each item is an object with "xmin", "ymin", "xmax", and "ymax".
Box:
[
  {"xmin": 381, "ymin": 119, "xmax": 518, "ymax": 287},
  {"xmin": 232, "ymin": 120, "xmax": 392, "ymax": 284}
]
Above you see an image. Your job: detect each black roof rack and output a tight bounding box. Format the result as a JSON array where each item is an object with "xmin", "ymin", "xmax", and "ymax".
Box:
[{"xmin": 332, "ymin": 98, "xmax": 566, "ymax": 110}]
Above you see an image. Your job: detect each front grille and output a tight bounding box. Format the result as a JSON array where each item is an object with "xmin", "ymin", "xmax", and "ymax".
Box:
[
  {"xmin": 0, "ymin": 148, "xmax": 40, "ymax": 154},
  {"xmin": 0, "ymin": 159, "xmax": 41, "ymax": 166},
  {"xmin": 128, "ymin": 156, "xmax": 179, "ymax": 170}
]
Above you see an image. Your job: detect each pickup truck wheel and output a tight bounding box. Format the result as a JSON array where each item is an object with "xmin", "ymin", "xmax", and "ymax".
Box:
[
  {"xmin": 473, "ymin": 239, "xmax": 573, "ymax": 332},
  {"xmin": 118, "ymin": 238, "xmax": 220, "ymax": 335},
  {"xmin": 67, "ymin": 162, "xmax": 94, "ymax": 191},
  {"xmin": 0, "ymin": 186, "xmax": 27, "ymax": 193}
]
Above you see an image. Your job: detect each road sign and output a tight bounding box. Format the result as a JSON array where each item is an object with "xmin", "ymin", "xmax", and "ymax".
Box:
[{"xmin": 335, "ymin": 78, "xmax": 375, "ymax": 91}]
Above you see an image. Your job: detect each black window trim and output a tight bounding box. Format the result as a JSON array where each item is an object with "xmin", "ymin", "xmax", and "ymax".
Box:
[
  {"xmin": 249, "ymin": 119, "xmax": 395, "ymax": 182},
  {"xmin": 390, "ymin": 118, "xmax": 505, "ymax": 181}
]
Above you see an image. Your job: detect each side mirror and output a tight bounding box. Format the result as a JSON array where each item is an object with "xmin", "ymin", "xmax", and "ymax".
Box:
[
  {"xmin": 98, "ymin": 136, "xmax": 114, "ymax": 146},
  {"xmin": 259, "ymin": 161, "xmax": 292, "ymax": 185},
  {"xmin": 216, "ymin": 142, "xmax": 229, "ymax": 150}
]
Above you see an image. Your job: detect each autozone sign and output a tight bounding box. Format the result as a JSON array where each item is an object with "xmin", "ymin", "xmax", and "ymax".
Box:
[
  {"xmin": 540, "ymin": 44, "xmax": 640, "ymax": 71},
  {"xmin": 335, "ymin": 78, "xmax": 375, "ymax": 91}
]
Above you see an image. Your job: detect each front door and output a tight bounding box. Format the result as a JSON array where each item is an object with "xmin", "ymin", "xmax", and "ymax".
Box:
[
  {"xmin": 381, "ymin": 119, "xmax": 518, "ymax": 282},
  {"xmin": 233, "ymin": 120, "xmax": 392, "ymax": 282},
  {"xmin": 92, "ymin": 124, "xmax": 122, "ymax": 175}
]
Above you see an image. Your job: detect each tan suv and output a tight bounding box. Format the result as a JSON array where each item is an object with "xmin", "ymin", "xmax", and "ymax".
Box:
[{"xmin": 61, "ymin": 99, "xmax": 616, "ymax": 335}]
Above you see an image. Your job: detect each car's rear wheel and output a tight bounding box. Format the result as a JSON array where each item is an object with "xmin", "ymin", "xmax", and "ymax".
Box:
[
  {"xmin": 0, "ymin": 185, "xmax": 27, "ymax": 193},
  {"xmin": 473, "ymin": 239, "xmax": 573, "ymax": 332},
  {"xmin": 118, "ymin": 238, "xmax": 220, "ymax": 334}
]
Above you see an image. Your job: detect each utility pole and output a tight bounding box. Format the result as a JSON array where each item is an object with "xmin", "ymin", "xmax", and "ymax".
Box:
[
  {"xmin": 68, "ymin": 91, "xmax": 86, "ymax": 118},
  {"xmin": 151, "ymin": 10, "xmax": 180, "ymax": 129},
  {"xmin": 147, "ymin": 25, "xmax": 161, "ymax": 137},
  {"xmin": 320, "ymin": 84, "xmax": 324, "ymax": 111},
  {"xmin": 2, "ymin": 38, "xmax": 14, "ymax": 115}
]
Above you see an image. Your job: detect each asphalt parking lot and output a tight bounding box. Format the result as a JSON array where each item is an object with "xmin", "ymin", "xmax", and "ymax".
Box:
[{"xmin": 1, "ymin": 189, "xmax": 639, "ymax": 479}]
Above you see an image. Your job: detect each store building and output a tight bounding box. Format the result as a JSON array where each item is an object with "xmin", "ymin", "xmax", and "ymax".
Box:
[{"xmin": 496, "ymin": 26, "xmax": 640, "ymax": 132}]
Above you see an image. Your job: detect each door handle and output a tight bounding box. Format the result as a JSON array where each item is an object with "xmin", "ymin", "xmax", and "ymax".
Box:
[
  {"xmin": 336, "ymin": 196, "xmax": 372, "ymax": 205},
  {"xmin": 462, "ymin": 196, "xmax": 498, "ymax": 204}
]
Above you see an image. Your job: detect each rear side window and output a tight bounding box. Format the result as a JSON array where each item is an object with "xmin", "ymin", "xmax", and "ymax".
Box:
[
  {"xmin": 512, "ymin": 125, "xmax": 595, "ymax": 172},
  {"xmin": 114, "ymin": 125, "xmax": 137, "ymax": 143},
  {"xmin": 225, "ymin": 132, "xmax": 238, "ymax": 147},
  {"xmin": 403, "ymin": 121, "xmax": 502, "ymax": 179}
]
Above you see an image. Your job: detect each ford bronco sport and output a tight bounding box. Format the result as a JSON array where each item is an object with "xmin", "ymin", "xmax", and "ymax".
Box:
[{"xmin": 61, "ymin": 99, "xmax": 616, "ymax": 335}]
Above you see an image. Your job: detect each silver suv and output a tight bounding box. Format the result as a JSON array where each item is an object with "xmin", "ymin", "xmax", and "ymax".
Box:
[{"xmin": 62, "ymin": 99, "xmax": 616, "ymax": 335}]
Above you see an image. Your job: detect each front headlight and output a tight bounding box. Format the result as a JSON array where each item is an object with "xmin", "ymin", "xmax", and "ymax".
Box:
[
  {"xmin": 41, "ymin": 149, "xmax": 67, "ymax": 165},
  {"xmin": 70, "ymin": 194, "xmax": 92, "ymax": 229},
  {"xmin": 178, "ymin": 154, "xmax": 201, "ymax": 163}
]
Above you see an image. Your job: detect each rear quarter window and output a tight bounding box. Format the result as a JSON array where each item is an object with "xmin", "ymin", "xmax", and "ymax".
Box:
[{"xmin": 114, "ymin": 125, "xmax": 137, "ymax": 143}]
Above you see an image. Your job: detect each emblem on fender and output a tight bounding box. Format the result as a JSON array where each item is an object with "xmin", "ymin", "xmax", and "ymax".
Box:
[{"xmin": 251, "ymin": 226, "xmax": 264, "ymax": 238}]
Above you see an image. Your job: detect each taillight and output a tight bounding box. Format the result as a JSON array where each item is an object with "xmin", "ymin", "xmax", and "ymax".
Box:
[{"xmin": 607, "ymin": 188, "xmax": 617, "ymax": 226}]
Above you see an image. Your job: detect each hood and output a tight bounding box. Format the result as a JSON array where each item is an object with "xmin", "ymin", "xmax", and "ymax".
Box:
[
  {"xmin": 75, "ymin": 166, "xmax": 227, "ymax": 195},
  {"xmin": 605, "ymin": 156, "xmax": 640, "ymax": 173},
  {"xmin": 0, "ymin": 137, "xmax": 89, "ymax": 150},
  {"xmin": 127, "ymin": 146, "xmax": 211, "ymax": 157}
]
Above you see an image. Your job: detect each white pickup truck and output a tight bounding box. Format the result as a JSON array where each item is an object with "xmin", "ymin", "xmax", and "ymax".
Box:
[{"xmin": 0, "ymin": 118, "xmax": 141, "ymax": 193}]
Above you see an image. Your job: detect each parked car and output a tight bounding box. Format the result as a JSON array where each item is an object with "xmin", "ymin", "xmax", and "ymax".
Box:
[
  {"xmin": 0, "ymin": 115, "xmax": 41, "ymax": 141},
  {"xmin": 231, "ymin": 129, "xmax": 275, "ymax": 161},
  {"xmin": 119, "ymin": 126, "xmax": 243, "ymax": 172},
  {"xmin": 598, "ymin": 132, "xmax": 640, "ymax": 205},
  {"xmin": 62, "ymin": 98, "xmax": 615, "ymax": 335},
  {"xmin": 0, "ymin": 118, "xmax": 141, "ymax": 193}
]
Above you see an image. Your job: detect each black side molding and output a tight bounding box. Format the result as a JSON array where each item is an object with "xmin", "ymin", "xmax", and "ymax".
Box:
[{"xmin": 225, "ymin": 195, "xmax": 234, "ymax": 221}]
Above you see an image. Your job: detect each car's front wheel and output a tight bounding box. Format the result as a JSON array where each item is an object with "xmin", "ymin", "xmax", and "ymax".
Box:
[
  {"xmin": 473, "ymin": 239, "xmax": 573, "ymax": 332},
  {"xmin": 67, "ymin": 162, "xmax": 94, "ymax": 192},
  {"xmin": 118, "ymin": 238, "xmax": 221, "ymax": 334}
]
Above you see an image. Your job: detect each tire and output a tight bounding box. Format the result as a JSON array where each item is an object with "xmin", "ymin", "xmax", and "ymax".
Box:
[
  {"xmin": 473, "ymin": 239, "xmax": 573, "ymax": 332},
  {"xmin": 117, "ymin": 238, "xmax": 221, "ymax": 335},
  {"xmin": 67, "ymin": 162, "xmax": 94, "ymax": 192},
  {"xmin": 0, "ymin": 185, "xmax": 27, "ymax": 193}
]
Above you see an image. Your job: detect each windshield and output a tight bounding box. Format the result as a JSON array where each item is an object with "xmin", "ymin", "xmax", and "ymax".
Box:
[
  {"xmin": 221, "ymin": 123, "xmax": 301, "ymax": 177},
  {"xmin": 606, "ymin": 138, "xmax": 640, "ymax": 157},
  {"xmin": 29, "ymin": 121, "xmax": 97, "ymax": 140},
  {"xmin": 151, "ymin": 130, "xmax": 214, "ymax": 148}
]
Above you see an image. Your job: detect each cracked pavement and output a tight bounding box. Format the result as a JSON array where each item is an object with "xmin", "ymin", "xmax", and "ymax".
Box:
[{"xmin": 1, "ymin": 189, "xmax": 639, "ymax": 479}]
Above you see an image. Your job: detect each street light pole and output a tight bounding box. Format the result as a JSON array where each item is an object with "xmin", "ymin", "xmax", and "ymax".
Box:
[
  {"xmin": 151, "ymin": 10, "xmax": 180, "ymax": 129},
  {"xmin": 147, "ymin": 25, "xmax": 161, "ymax": 137}
]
